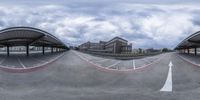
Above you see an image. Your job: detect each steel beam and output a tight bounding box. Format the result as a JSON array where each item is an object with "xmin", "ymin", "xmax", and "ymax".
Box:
[{"xmin": 28, "ymin": 35, "xmax": 45, "ymax": 46}]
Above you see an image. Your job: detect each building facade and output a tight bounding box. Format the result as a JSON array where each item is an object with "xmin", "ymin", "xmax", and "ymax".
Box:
[
  {"xmin": 105, "ymin": 37, "xmax": 132, "ymax": 54},
  {"xmin": 78, "ymin": 37, "xmax": 132, "ymax": 54},
  {"xmin": 78, "ymin": 42, "xmax": 91, "ymax": 51}
]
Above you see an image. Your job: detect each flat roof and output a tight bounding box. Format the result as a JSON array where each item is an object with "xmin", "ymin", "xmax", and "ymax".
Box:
[
  {"xmin": 175, "ymin": 31, "xmax": 200, "ymax": 49},
  {"xmin": 0, "ymin": 26, "xmax": 68, "ymax": 48},
  {"xmin": 106, "ymin": 37, "xmax": 128, "ymax": 45}
]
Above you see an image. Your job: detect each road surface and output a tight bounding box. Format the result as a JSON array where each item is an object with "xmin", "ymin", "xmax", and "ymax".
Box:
[{"xmin": 0, "ymin": 50, "xmax": 200, "ymax": 100}]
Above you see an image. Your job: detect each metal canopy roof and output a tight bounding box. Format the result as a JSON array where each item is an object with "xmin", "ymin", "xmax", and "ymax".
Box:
[
  {"xmin": 0, "ymin": 27, "xmax": 67, "ymax": 48},
  {"xmin": 175, "ymin": 31, "xmax": 200, "ymax": 50}
]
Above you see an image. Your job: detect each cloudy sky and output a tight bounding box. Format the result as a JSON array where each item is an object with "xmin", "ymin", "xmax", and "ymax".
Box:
[{"xmin": 1, "ymin": 0, "xmax": 200, "ymax": 49}]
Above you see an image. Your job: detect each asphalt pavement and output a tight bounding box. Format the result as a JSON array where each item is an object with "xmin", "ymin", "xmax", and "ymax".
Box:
[
  {"xmin": 0, "ymin": 52, "xmax": 63, "ymax": 68},
  {"xmin": 0, "ymin": 50, "xmax": 200, "ymax": 100}
]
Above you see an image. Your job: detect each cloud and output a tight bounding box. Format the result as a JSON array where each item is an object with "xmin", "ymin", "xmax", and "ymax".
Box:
[{"xmin": 0, "ymin": 3, "xmax": 200, "ymax": 49}]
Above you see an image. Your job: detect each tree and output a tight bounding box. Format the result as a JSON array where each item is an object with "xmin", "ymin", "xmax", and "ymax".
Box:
[
  {"xmin": 138, "ymin": 48, "xmax": 142, "ymax": 54},
  {"xmin": 162, "ymin": 48, "xmax": 169, "ymax": 52}
]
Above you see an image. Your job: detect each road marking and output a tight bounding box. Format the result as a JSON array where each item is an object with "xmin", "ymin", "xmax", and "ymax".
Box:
[
  {"xmin": 160, "ymin": 61, "xmax": 173, "ymax": 92},
  {"xmin": 141, "ymin": 59, "xmax": 152, "ymax": 63},
  {"xmin": 132, "ymin": 60, "xmax": 136, "ymax": 70},
  {"xmin": 95, "ymin": 59, "xmax": 109, "ymax": 62},
  {"xmin": 17, "ymin": 57, "xmax": 26, "ymax": 69},
  {"xmin": 73, "ymin": 50, "xmax": 166, "ymax": 72},
  {"xmin": 78, "ymin": 54, "xmax": 90, "ymax": 61},
  {"xmin": 0, "ymin": 57, "xmax": 6, "ymax": 64},
  {"xmin": 107, "ymin": 61, "xmax": 121, "ymax": 68}
]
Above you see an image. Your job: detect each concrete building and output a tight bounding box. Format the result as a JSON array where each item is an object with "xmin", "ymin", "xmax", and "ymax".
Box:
[
  {"xmin": 78, "ymin": 42, "xmax": 90, "ymax": 51},
  {"xmin": 78, "ymin": 41, "xmax": 101, "ymax": 51},
  {"xmin": 79, "ymin": 37, "xmax": 132, "ymax": 54},
  {"xmin": 105, "ymin": 37, "xmax": 132, "ymax": 54},
  {"xmin": 146, "ymin": 48, "xmax": 161, "ymax": 53}
]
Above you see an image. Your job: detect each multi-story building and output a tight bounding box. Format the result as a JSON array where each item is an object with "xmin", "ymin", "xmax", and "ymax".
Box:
[
  {"xmin": 78, "ymin": 42, "xmax": 91, "ymax": 51},
  {"xmin": 105, "ymin": 37, "xmax": 132, "ymax": 54},
  {"xmin": 78, "ymin": 37, "xmax": 132, "ymax": 54}
]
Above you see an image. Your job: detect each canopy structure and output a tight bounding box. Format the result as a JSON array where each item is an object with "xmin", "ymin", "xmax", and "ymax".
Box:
[
  {"xmin": 175, "ymin": 31, "xmax": 200, "ymax": 56},
  {"xmin": 0, "ymin": 26, "xmax": 68, "ymax": 56}
]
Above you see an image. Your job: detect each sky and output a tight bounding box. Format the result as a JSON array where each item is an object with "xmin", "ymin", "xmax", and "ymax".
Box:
[{"xmin": 0, "ymin": 0, "xmax": 200, "ymax": 49}]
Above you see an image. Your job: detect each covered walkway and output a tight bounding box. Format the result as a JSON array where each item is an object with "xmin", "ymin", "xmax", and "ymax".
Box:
[
  {"xmin": 0, "ymin": 27, "xmax": 68, "ymax": 56},
  {"xmin": 175, "ymin": 31, "xmax": 200, "ymax": 56}
]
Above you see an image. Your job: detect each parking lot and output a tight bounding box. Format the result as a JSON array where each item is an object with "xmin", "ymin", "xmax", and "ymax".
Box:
[
  {"xmin": 0, "ymin": 50, "xmax": 200, "ymax": 100},
  {"xmin": 0, "ymin": 52, "xmax": 64, "ymax": 69},
  {"xmin": 73, "ymin": 51, "xmax": 165, "ymax": 71}
]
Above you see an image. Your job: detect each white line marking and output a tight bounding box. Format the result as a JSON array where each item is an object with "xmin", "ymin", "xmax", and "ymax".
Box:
[
  {"xmin": 132, "ymin": 60, "xmax": 136, "ymax": 70},
  {"xmin": 95, "ymin": 59, "xmax": 109, "ymax": 62},
  {"xmin": 141, "ymin": 59, "xmax": 152, "ymax": 63},
  {"xmin": 73, "ymin": 50, "xmax": 165, "ymax": 71},
  {"xmin": 0, "ymin": 57, "xmax": 6, "ymax": 64},
  {"xmin": 160, "ymin": 61, "xmax": 173, "ymax": 92},
  {"xmin": 78, "ymin": 54, "xmax": 90, "ymax": 61},
  {"xmin": 107, "ymin": 61, "xmax": 121, "ymax": 68},
  {"xmin": 17, "ymin": 57, "xmax": 26, "ymax": 69}
]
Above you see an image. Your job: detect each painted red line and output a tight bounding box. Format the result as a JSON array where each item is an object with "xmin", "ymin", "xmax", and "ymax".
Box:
[
  {"xmin": 73, "ymin": 51, "xmax": 165, "ymax": 73},
  {"xmin": 0, "ymin": 52, "xmax": 66, "ymax": 73}
]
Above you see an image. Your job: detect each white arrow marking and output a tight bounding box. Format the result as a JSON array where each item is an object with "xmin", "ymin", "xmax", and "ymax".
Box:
[{"xmin": 160, "ymin": 61, "xmax": 173, "ymax": 92}]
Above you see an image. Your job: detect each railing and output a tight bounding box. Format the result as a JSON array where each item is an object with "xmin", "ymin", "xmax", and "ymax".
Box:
[{"xmin": 79, "ymin": 50, "xmax": 162, "ymax": 60}]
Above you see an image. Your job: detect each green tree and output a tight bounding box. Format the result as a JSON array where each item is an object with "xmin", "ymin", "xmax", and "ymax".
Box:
[{"xmin": 162, "ymin": 48, "xmax": 169, "ymax": 52}]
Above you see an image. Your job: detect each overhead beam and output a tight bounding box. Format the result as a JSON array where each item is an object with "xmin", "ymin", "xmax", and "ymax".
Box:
[
  {"xmin": 0, "ymin": 38, "xmax": 32, "ymax": 43},
  {"xmin": 28, "ymin": 35, "xmax": 45, "ymax": 46},
  {"xmin": 188, "ymin": 40, "xmax": 200, "ymax": 44}
]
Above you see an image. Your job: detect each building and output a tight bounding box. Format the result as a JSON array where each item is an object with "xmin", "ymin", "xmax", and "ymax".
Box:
[
  {"xmin": 146, "ymin": 48, "xmax": 161, "ymax": 53},
  {"xmin": 78, "ymin": 41, "xmax": 101, "ymax": 51},
  {"xmin": 99, "ymin": 41, "xmax": 107, "ymax": 50},
  {"xmin": 105, "ymin": 37, "xmax": 132, "ymax": 54},
  {"xmin": 78, "ymin": 37, "xmax": 132, "ymax": 54}
]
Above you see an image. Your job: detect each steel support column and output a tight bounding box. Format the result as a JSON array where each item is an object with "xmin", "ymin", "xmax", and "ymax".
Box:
[
  {"xmin": 187, "ymin": 48, "xmax": 190, "ymax": 54},
  {"xmin": 7, "ymin": 45, "xmax": 9, "ymax": 56},
  {"xmin": 42, "ymin": 46, "xmax": 45, "ymax": 55},
  {"xmin": 195, "ymin": 47, "xmax": 197, "ymax": 56},
  {"xmin": 26, "ymin": 45, "xmax": 29, "ymax": 56},
  {"xmin": 51, "ymin": 47, "xmax": 53, "ymax": 53}
]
